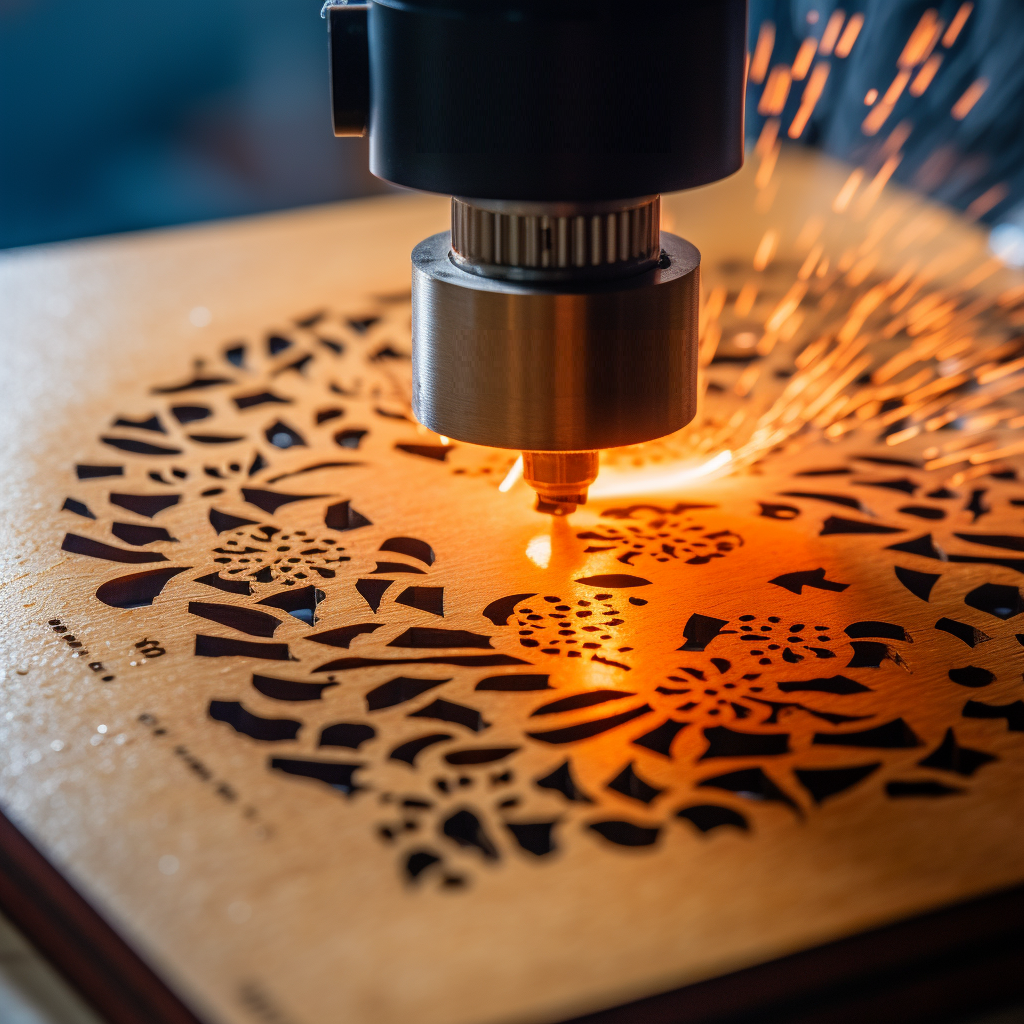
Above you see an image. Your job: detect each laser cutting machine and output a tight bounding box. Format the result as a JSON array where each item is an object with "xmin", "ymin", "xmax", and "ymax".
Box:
[{"xmin": 326, "ymin": 0, "xmax": 748, "ymax": 512}]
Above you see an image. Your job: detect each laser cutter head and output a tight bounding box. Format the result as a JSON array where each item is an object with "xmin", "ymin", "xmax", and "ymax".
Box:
[{"xmin": 326, "ymin": 0, "xmax": 748, "ymax": 511}]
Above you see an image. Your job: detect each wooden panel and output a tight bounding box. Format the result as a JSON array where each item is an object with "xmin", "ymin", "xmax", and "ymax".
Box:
[{"xmin": 0, "ymin": 148, "xmax": 1022, "ymax": 1024}]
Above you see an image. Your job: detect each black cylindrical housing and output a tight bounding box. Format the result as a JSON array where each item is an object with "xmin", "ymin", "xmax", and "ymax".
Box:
[
  {"xmin": 329, "ymin": 4, "xmax": 371, "ymax": 137},
  {"xmin": 366, "ymin": 0, "xmax": 747, "ymax": 201}
]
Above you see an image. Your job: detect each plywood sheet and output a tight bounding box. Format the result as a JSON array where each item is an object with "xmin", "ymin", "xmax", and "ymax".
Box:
[{"xmin": 1, "ymin": 149, "xmax": 1023, "ymax": 1024}]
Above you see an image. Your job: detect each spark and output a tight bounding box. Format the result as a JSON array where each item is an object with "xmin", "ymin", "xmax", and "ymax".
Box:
[
  {"xmin": 845, "ymin": 252, "xmax": 879, "ymax": 287},
  {"xmin": 754, "ymin": 140, "xmax": 781, "ymax": 190},
  {"xmin": 750, "ymin": 22, "xmax": 775, "ymax": 84},
  {"xmin": 819, "ymin": 10, "xmax": 845, "ymax": 56},
  {"xmin": 795, "ymin": 216, "xmax": 824, "ymax": 249},
  {"xmin": 880, "ymin": 121, "xmax": 913, "ymax": 159},
  {"xmin": 789, "ymin": 62, "xmax": 830, "ymax": 138},
  {"xmin": 965, "ymin": 184, "xmax": 1009, "ymax": 221},
  {"xmin": 885, "ymin": 425, "xmax": 921, "ymax": 446},
  {"xmin": 753, "ymin": 230, "xmax": 779, "ymax": 271},
  {"xmin": 976, "ymin": 357, "xmax": 1024, "ymax": 386},
  {"xmin": 498, "ymin": 454, "xmax": 523, "ymax": 492},
  {"xmin": 958, "ymin": 258, "xmax": 1002, "ymax": 291},
  {"xmin": 735, "ymin": 281, "xmax": 758, "ymax": 317},
  {"xmin": 924, "ymin": 443, "xmax": 996, "ymax": 471},
  {"xmin": 910, "ymin": 54, "xmax": 942, "ymax": 96},
  {"xmin": 792, "ymin": 38, "xmax": 818, "ymax": 80},
  {"xmin": 898, "ymin": 9, "xmax": 943, "ymax": 68},
  {"xmin": 968, "ymin": 439, "xmax": 1024, "ymax": 465},
  {"xmin": 734, "ymin": 364, "xmax": 762, "ymax": 397},
  {"xmin": 755, "ymin": 118, "xmax": 780, "ymax": 158},
  {"xmin": 942, "ymin": 3, "xmax": 973, "ymax": 48},
  {"xmin": 766, "ymin": 282, "xmax": 808, "ymax": 332},
  {"xmin": 798, "ymin": 244, "xmax": 823, "ymax": 280},
  {"xmin": 833, "ymin": 168, "xmax": 864, "ymax": 212},
  {"xmin": 862, "ymin": 71, "xmax": 911, "ymax": 135},
  {"xmin": 855, "ymin": 154, "xmax": 902, "ymax": 214},
  {"xmin": 999, "ymin": 283, "xmax": 1024, "ymax": 308},
  {"xmin": 580, "ymin": 13, "xmax": 1024, "ymax": 505},
  {"xmin": 834, "ymin": 13, "xmax": 863, "ymax": 58},
  {"xmin": 951, "ymin": 78, "xmax": 988, "ymax": 120},
  {"xmin": 949, "ymin": 464, "xmax": 999, "ymax": 487},
  {"xmin": 758, "ymin": 65, "xmax": 793, "ymax": 116},
  {"xmin": 703, "ymin": 285, "xmax": 727, "ymax": 323}
]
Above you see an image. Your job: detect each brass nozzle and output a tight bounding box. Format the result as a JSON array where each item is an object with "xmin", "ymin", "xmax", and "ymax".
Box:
[{"xmin": 522, "ymin": 451, "xmax": 599, "ymax": 515}]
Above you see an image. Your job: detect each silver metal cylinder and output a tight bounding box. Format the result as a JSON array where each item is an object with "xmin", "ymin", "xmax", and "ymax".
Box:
[
  {"xmin": 411, "ymin": 230, "xmax": 700, "ymax": 452},
  {"xmin": 450, "ymin": 196, "xmax": 662, "ymax": 283}
]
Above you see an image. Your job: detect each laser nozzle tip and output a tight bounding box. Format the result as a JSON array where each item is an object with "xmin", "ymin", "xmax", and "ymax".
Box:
[{"xmin": 535, "ymin": 497, "xmax": 581, "ymax": 516}]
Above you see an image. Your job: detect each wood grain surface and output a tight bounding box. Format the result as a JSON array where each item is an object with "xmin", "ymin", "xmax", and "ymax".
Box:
[{"xmin": 0, "ymin": 147, "xmax": 1022, "ymax": 1024}]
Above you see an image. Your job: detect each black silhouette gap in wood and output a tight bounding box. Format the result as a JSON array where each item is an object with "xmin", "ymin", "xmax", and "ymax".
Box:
[
  {"xmin": 408, "ymin": 699, "xmax": 490, "ymax": 732},
  {"xmin": 389, "ymin": 734, "xmax": 452, "ymax": 765},
  {"xmin": 355, "ymin": 578, "xmax": 393, "ymax": 612},
  {"xmin": 475, "ymin": 674, "xmax": 551, "ymax": 691},
  {"xmin": 95, "ymin": 567, "xmax": 190, "ymax": 609},
  {"xmin": 188, "ymin": 602, "xmax": 281, "ymax": 638},
  {"xmin": 676, "ymin": 805, "xmax": 749, "ymax": 832},
  {"xmin": 270, "ymin": 758, "xmax": 362, "ymax": 795},
  {"xmin": 61, "ymin": 534, "xmax": 167, "ymax": 564},
  {"xmin": 526, "ymin": 704, "xmax": 653, "ymax": 744},
  {"xmin": 109, "ymin": 493, "xmax": 179, "ymax": 518},
  {"xmin": 252, "ymin": 675, "xmax": 338, "ymax": 702},
  {"xmin": 194, "ymin": 635, "xmax": 291, "ymax": 660},
  {"xmin": 306, "ymin": 624, "xmax": 381, "ymax": 648},
  {"xmin": 209, "ymin": 701, "xmax": 300, "ymax": 741},
  {"xmin": 530, "ymin": 690, "xmax": 636, "ymax": 716},
  {"xmin": 535, "ymin": 761, "xmax": 592, "ymax": 802},
  {"xmin": 319, "ymin": 723, "xmax": 375, "ymax": 749}
]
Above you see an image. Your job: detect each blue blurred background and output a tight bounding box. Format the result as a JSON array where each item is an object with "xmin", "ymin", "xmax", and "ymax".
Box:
[
  {"xmin": 0, "ymin": 0, "xmax": 391, "ymax": 250},
  {"xmin": 1, "ymin": 0, "xmax": 1023, "ymax": 255}
]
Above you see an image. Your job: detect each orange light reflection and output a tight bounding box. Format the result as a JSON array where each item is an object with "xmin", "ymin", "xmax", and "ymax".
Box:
[{"xmin": 589, "ymin": 451, "xmax": 734, "ymax": 500}]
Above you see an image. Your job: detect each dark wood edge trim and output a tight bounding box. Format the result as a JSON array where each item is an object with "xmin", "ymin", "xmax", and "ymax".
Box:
[
  {"xmin": 0, "ymin": 804, "xmax": 205, "ymax": 1024},
  {"xmin": 0, "ymin": 794, "xmax": 1020, "ymax": 1024},
  {"xmin": 563, "ymin": 881, "xmax": 1024, "ymax": 1024}
]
